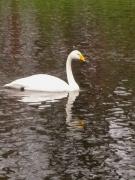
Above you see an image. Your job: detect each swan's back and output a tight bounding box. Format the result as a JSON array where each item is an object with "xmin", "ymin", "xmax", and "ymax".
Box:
[{"xmin": 5, "ymin": 74, "xmax": 70, "ymax": 92}]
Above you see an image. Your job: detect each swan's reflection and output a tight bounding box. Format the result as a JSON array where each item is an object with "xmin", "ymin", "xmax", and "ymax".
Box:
[
  {"xmin": 20, "ymin": 91, "xmax": 68, "ymax": 104},
  {"xmin": 66, "ymin": 91, "xmax": 79, "ymax": 125},
  {"xmin": 5, "ymin": 89, "xmax": 68, "ymax": 104},
  {"xmin": 5, "ymin": 89, "xmax": 84, "ymax": 127}
]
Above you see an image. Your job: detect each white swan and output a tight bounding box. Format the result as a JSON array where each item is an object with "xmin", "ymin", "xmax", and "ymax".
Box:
[{"xmin": 4, "ymin": 50, "xmax": 85, "ymax": 92}]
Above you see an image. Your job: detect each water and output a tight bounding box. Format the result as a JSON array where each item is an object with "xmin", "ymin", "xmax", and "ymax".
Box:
[{"xmin": 0, "ymin": 0, "xmax": 135, "ymax": 179}]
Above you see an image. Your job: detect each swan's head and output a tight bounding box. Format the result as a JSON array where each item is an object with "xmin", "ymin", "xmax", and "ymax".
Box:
[{"xmin": 69, "ymin": 50, "xmax": 85, "ymax": 62}]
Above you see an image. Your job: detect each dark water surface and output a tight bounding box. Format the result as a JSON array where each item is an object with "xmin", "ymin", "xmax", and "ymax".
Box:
[{"xmin": 0, "ymin": 1, "xmax": 135, "ymax": 179}]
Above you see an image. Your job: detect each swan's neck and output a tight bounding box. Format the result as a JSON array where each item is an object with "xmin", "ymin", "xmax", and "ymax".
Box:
[{"xmin": 66, "ymin": 55, "xmax": 79, "ymax": 91}]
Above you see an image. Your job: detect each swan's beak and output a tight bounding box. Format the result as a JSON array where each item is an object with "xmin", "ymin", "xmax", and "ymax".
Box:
[{"xmin": 79, "ymin": 54, "xmax": 86, "ymax": 62}]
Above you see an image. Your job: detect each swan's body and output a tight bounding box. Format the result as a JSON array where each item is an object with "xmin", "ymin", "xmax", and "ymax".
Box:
[
  {"xmin": 4, "ymin": 50, "xmax": 85, "ymax": 92},
  {"xmin": 6, "ymin": 74, "xmax": 70, "ymax": 92}
]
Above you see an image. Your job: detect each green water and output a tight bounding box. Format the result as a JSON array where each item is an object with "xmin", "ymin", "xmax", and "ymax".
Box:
[{"xmin": 0, "ymin": 1, "xmax": 134, "ymax": 179}]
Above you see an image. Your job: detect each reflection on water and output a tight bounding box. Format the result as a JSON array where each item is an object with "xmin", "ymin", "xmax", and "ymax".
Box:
[
  {"xmin": 0, "ymin": 0, "xmax": 135, "ymax": 179},
  {"xmin": 5, "ymin": 89, "xmax": 82, "ymax": 128},
  {"xmin": 105, "ymin": 85, "xmax": 135, "ymax": 180},
  {"xmin": 5, "ymin": 89, "xmax": 68, "ymax": 104},
  {"xmin": 65, "ymin": 91, "xmax": 79, "ymax": 126}
]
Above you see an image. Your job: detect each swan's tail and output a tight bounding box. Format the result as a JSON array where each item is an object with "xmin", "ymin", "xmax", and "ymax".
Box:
[
  {"xmin": 4, "ymin": 83, "xmax": 11, "ymax": 88},
  {"xmin": 4, "ymin": 83, "xmax": 21, "ymax": 89}
]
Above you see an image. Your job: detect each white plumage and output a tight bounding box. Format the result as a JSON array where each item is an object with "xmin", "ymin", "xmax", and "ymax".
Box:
[{"xmin": 4, "ymin": 50, "xmax": 85, "ymax": 92}]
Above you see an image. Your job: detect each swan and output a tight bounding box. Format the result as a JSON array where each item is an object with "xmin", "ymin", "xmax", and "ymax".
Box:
[{"xmin": 4, "ymin": 50, "xmax": 85, "ymax": 92}]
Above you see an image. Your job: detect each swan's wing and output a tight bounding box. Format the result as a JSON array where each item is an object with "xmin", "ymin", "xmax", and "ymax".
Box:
[{"xmin": 4, "ymin": 74, "xmax": 69, "ymax": 92}]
